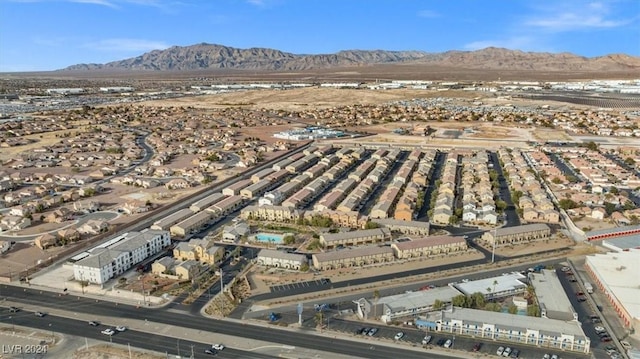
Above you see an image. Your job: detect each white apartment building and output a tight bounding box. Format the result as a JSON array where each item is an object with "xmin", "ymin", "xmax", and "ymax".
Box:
[{"xmin": 73, "ymin": 230, "xmax": 171, "ymax": 285}]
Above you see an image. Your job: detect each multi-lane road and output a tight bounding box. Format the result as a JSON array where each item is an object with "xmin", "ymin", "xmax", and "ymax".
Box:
[{"xmin": 0, "ymin": 285, "xmax": 458, "ymax": 359}]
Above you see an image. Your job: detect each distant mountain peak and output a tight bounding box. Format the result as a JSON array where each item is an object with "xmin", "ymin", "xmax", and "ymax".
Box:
[{"xmin": 60, "ymin": 43, "xmax": 640, "ymax": 73}]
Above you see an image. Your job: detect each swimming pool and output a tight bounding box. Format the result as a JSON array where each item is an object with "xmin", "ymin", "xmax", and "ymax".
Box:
[{"xmin": 254, "ymin": 233, "xmax": 284, "ymax": 244}]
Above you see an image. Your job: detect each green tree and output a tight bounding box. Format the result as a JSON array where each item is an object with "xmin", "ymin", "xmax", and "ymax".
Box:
[
  {"xmin": 527, "ymin": 304, "xmax": 540, "ymax": 317},
  {"xmin": 452, "ymin": 294, "xmax": 467, "ymax": 307},
  {"xmin": 604, "ymin": 202, "xmax": 617, "ymax": 215},
  {"xmin": 299, "ymin": 263, "xmax": 309, "ymax": 272},
  {"xmin": 551, "ymin": 177, "xmax": 562, "ymax": 184},
  {"xmin": 558, "ymin": 198, "xmax": 578, "ymax": 210},
  {"xmin": 470, "ymin": 292, "xmax": 485, "ymax": 309},
  {"xmin": 432, "ymin": 299, "xmax": 445, "ymax": 310},
  {"xmin": 364, "ymin": 221, "xmax": 380, "ymax": 229},
  {"xmin": 484, "ymin": 303, "xmax": 501, "ymax": 312},
  {"xmin": 624, "ymin": 157, "xmax": 636, "ymax": 166},
  {"xmin": 283, "ymin": 235, "xmax": 296, "ymax": 245},
  {"xmin": 508, "ymin": 304, "xmax": 518, "ymax": 314},
  {"xmin": 584, "ymin": 141, "xmax": 599, "ymax": 151},
  {"xmin": 609, "ymin": 186, "xmax": 619, "ymax": 195}
]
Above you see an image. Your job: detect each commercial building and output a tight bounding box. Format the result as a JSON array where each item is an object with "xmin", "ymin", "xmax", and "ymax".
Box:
[
  {"xmin": 529, "ymin": 269, "xmax": 578, "ymax": 321},
  {"xmin": 453, "ymin": 272, "xmax": 527, "ymax": 300},
  {"xmin": 354, "ymin": 286, "xmax": 462, "ymax": 322},
  {"xmin": 585, "ymin": 249, "xmax": 640, "ymax": 329},
  {"xmin": 420, "ymin": 307, "xmax": 590, "ymax": 354},
  {"xmin": 72, "ymin": 230, "xmax": 171, "ymax": 285}
]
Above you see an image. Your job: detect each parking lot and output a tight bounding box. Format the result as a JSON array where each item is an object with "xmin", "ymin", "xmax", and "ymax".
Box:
[{"xmin": 270, "ymin": 278, "xmax": 331, "ymax": 293}]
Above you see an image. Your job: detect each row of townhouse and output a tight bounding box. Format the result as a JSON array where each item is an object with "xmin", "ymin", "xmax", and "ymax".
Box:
[
  {"xmin": 336, "ymin": 177, "xmax": 377, "ymax": 213},
  {"xmin": 393, "ymin": 152, "xmax": 436, "ymax": 221},
  {"xmin": 432, "ymin": 153, "xmax": 458, "ymax": 224},
  {"xmin": 309, "ymin": 234, "xmax": 468, "ymax": 270},
  {"xmin": 319, "ymin": 228, "xmax": 391, "ymax": 249},
  {"xmin": 460, "ymin": 153, "xmax": 498, "ymax": 225},
  {"xmin": 256, "ymin": 249, "xmax": 307, "ymax": 270},
  {"xmin": 170, "ymin": 195, "xmax": 244, "ymax": 238},
  {"xmin": 480, "ymin": 223, "xmax": 552, "ymax": 246},
  {"xmin": 172, "ymin": 237, "xmax": 224, "ymax": 265},
  {"xmin": 314, "ymin": 177, "xmax": 358, "ymax": 212},
  {"xmin": 503, "ymin": 149, "xmax": 560, "ymax": 224}
]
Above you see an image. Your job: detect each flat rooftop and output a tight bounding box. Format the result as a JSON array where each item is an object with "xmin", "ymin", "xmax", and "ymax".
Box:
[{"xmin": 529, "ymin": 269, "xmax": 576, "ymax": 321}]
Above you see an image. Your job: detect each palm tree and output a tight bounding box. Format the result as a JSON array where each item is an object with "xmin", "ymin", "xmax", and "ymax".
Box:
[
  {"xmin": 492, "ymin": 280, "xmax": 498, "ymax": 294},
  {"xmin": 373, "ymin": 289, "xmax": 380, "ymax": 319}
]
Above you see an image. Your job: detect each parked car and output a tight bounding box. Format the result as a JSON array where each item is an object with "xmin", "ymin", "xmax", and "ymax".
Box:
[
  {"xmin": 497, "ymin": 346, "xmax": 505, "ymax": 356},
  {"xmin": 421, "ymin": 335, "xmax": 432, "ymax": 345},
  {"xmin": 550, "ymin": 355, "xmax": 558, "ymax": 359},
  {"xmin": 8, "ymin": 307, "xmax": 19, "ymax": 313},
  {"xmin": 367, "ymin": 328, "xmax": 378, "ymax": 336},
  {"xmin": 115, "ymin": 326, "xmax": 127, "ymax": 332},
  {"xmin": 503, "ymin": 347, "xmax": 512, "ymax": 357},
  {"xmin": 472, "ymin": 343, "xmax": 481, "ymax": 352},
  {"xmin": 211, "ymin": 344, "xmax": 225, "ymax": 351},
  {"xmin": 361, "ymin": 327, "xmax": 370, "ymax": 335},
  {"xmin": 203, "ymin": 349, "xmax": 217, "ymax": 355},
  {"xmin": 594, "ymin": 326, "xmax": 605, "ymax": 332},
  {"xmin": 101, "ymin": 328, "xmax": 115, "ymax": 336},
  {"xmin": 443, "ymin": 339, "xmax": 452, "ymax": 348},
  {"xmin": 542, "ymin": 354, "xmax": 550, "ymax": 359},
  {"xmin": 510, "ymin": 349, "xmax": 520, "ymax": 358},
  {"xmin": 601, "ymin": 336, "xmax": 613, "ymax": 342},
  {"xmin": 394, "ymin": 332, "xmax": 404, "ymax": 341}
]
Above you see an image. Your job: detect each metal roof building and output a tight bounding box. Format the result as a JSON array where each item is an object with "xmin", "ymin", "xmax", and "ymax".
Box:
[
  {"xmin": 585, "ymin": 249, "xmax": 640, "ymax": 329},
  {"xmin": 529, "ymin": 269, "xmax": 578, "ymax": 321}
]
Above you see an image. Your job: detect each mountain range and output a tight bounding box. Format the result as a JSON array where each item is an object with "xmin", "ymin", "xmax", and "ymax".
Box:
[{"xmin": 61, "ymin": 43, "xmax": 640, "ymax": 73}]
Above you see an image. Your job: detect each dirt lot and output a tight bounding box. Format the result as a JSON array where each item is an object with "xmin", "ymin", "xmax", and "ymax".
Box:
[
  {"xmin": 138, "ymin": 87, "xmax": 482, "ymax": 111},
  {"xmin": 73, "ymin": 345, "xmax": 163, "ymax": 359}
]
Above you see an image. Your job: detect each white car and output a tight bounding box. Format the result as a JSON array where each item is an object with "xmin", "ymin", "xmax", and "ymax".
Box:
[
  {"xmin": 421, "ymin": 335, "xmax": 432, "ymax": 345},
  {"xmin": 101, "ymin": 328, "xmax": 115, "ymax": 336},
  {"xmin": 542, "ymin": 354, "xmax": 550, "ymax": 359},
  {"xmin": 594, "ymin": 326, "xmax": 605, "ymax": 332},
  {"xmin": 211, "ymin": 344, "xmax": 225, "ymax": 351},
  {"xmin": 115, "ymin": 326, "xmax": 127, "ymax": 332},
  {"xmin": 443, "ymin": 339, "xmax": 452, "ymax": 348},
  {"xmin": 497, "ymin": 346, "xmax": 505, "ymax": 356},
  {"xmin": 394, "ymin": 332, "xmax": 404, "ymax": 341},
  {"xmin": 503, "ymin": 347, "xmax": 512, "ymax": 357},
  {"xmin": 550, "ymin": 355, "xmax": 558, "ymax": 359}
]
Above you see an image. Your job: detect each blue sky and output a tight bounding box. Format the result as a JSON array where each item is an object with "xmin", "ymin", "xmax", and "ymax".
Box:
[{"xmin": 1, "ymin": 0, "xmax": 639, "ymax": 72}]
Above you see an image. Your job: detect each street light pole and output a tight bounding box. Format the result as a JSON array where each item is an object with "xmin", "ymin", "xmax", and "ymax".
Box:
[
  {"xmin": 49, "ymin": 323, "xmax": 54, "ymax": 344},
  {"xmin": 491, "ymin": 228, "xmax": 497, "ymax": 263},
  {"xmin": 220, "ymin": 269, "xmax": 224, "ymax": 317},
  {"xmin": 9, "ymin": 316, "xmax": 14, "ymax": 334}
]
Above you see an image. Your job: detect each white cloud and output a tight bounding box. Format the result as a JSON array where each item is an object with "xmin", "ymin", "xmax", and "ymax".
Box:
[
  {"xmin": 69, "ymin": 0, "xmax": 118, "ymax": 8},
  {"xmin": 86, "ymin": 38, "xmax": 170, "ymax": 52},
  {"xmin": 524, "ymin": 1, "xmax": 632, "ymax": 32},
  {"xmin": 417, "ymin": 10, "xmax": 440, "ymax": 18}
]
